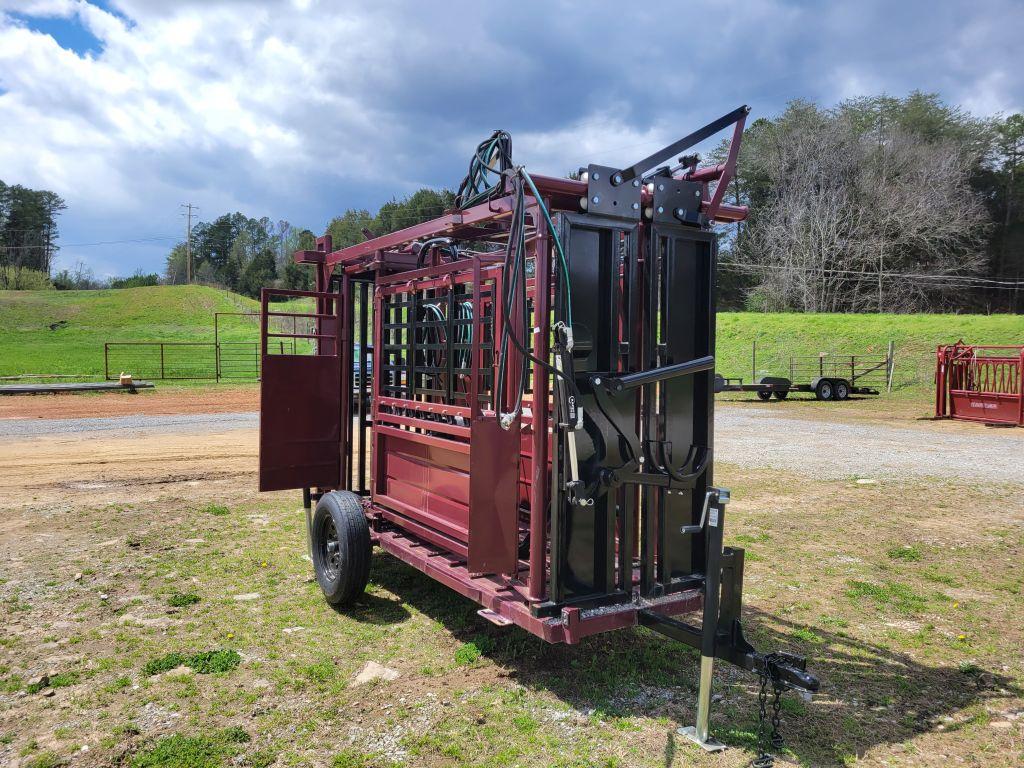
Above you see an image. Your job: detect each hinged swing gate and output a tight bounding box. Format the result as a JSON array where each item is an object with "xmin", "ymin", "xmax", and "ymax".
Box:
[{"xmin": 258, "ymin": 107, "xmax": 819, "ymax": 751}]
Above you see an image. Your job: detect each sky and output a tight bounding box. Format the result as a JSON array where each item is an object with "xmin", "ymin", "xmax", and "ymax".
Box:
[{"xmin": 1, "ymin": 0, "xmax": 1022, "ymax": 279}]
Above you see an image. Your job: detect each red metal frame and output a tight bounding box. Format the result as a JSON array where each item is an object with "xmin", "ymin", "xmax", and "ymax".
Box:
[{"xmin": 936, "ymin": 342, "xmax": 1024, "ymax": 426}]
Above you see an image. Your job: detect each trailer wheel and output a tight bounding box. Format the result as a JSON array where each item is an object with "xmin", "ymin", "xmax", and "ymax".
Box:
[
  {"xmin": 773, "ymin": 390, "xmax": 788, "ymax": 400},
  {"xmin": 834, "ymin": 379, "xmax": 851, "ymax": 401},
  {"xmin": 814, "ymin": 379, "xmax": 835, "ymax": 401},
  {"xmin": 311, "ymin": 491, "xmax": 371, "ymax": 607},
  {"xmin": 756, "ymin": 390, "xmax": 772, "ymax": 401}
]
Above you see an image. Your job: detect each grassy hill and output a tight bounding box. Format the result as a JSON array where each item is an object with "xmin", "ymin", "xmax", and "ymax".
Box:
[
  {"xmin": 0, "ymin": 286, "xmax": 266, "ymax": 379},
  {"xmin": 1, "ymin": 286, "xmax": 1021, "ymax": 389},
  {"xmin": 717, "ymin": 312, "xmax": 1024, "ymax": 392}
]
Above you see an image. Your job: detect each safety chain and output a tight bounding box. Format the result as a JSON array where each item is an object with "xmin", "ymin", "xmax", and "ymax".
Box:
[{"xmin": 752, "ymin": 652, "xmax": 786, "ymax": 768}]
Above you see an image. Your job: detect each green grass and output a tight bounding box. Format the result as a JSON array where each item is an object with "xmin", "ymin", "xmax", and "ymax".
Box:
[
  {"xmin": 0, "ymin": 285, "xmax": 312, "ymax": 379},
  {"xmin": 131, "ymin": 728, "xmax": 250, "ymax": 768},
  {"xmin": 142, "ymin": 649, "xmax": 240, "ymax": 676},
  {"xmin": 167, "ymin": 593, "xmax": 201, "ymax": 608},
  {"xmin": 716, "ymin": 311, "xmax": 1023, "ymax": 391},
  {"xmin": 2, "ymin": 287, "xmax": 1020, "ymax": 388}
]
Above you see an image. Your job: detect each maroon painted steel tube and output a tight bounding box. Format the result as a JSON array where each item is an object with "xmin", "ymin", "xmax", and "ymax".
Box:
[{"xmin": 527, "ymin": 206, "xmax": 551, "ymax": 601}]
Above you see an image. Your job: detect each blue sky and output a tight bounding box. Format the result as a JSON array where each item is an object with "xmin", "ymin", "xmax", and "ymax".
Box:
[{"xmin": 1, "ymin": 0, "xmax": 1022, "ymax": 278}]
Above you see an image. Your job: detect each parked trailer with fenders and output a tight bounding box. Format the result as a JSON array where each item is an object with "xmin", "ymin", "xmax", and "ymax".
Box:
[
  {"xmin": 258, "ymin": 107, "xmax": 819, "ymax": 758},
  {"xmin": 715, "ymin": 374, "xmax": 879, "ymax": 401}
]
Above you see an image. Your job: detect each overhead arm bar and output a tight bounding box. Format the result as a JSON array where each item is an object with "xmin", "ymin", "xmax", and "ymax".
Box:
[{"xmin": 612, "ymin": 105, "xmax": 750, "ymax": 185}]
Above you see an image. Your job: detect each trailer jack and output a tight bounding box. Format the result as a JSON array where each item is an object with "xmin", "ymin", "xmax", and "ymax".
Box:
[{"xmin": 638, "ymin": 490, "xmax": 819, "ymax": 756}]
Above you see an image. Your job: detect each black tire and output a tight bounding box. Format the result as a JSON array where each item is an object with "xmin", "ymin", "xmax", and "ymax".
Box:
[
  {"xmin": 311, "ymin": 491, "xmax": 371, "ymax": 606},
  {"xmin": 815, "ymin": 379, "xmax": 835, "ymax": 401},
  {"xmin": 834, "ymin": 379, "xmax": 850, "ymax": 401},
  {"xmin": 773, "ymin": 390, "xmax": 788, "ymax": 400},
  {"xmin": 756, "ymin": 390, "xmax": 772, "ymax": 401}
]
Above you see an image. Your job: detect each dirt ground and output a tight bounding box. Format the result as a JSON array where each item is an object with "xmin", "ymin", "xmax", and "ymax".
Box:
[
  {"xmin": 0, "ymin": 385, "xmax": 259, "ymax": 421},
  {"xmin": 1, "ymin": 390, "xmax": 1022, "ymax": 767}
]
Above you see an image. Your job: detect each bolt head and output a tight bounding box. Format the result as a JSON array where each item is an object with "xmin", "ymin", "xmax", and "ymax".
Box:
[
  {"xmin": 592, "ymin": 196, "xmax": 600, "ymax": 205},
  {"xmin": 657, "ymin": 206, "xmax": 664, "ymax": 213},
  {"xmin": 612, "ymin": 173, "xmax": 622, "ymax": 184},
  {"xmin": 631, "ymin": 202, "xmax": 640, "ymax": 210},
  {"xmin": 632, "ymin": 179, "xmax": 640, "ymax": 187},
  {"xmin": 593, "ymin": 377, "xmax": 602, "ymax": 386},
  {"xmin": 592, "ymin": 172, "xmax": 600, "ymax": 181},
  {"xmin": 675, "ymin": 208, "xmax": 685, "ymax": 217}
]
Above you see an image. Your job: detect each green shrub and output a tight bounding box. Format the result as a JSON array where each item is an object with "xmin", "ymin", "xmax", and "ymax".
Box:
[{"xmin": 167, "ymin": 593, "xmax": 201, "ymax": 608}]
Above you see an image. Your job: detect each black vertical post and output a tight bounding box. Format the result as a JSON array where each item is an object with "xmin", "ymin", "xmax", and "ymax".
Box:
[{"xmin": 160, "ymin": 344, "xmax": 165, "ymax": 380}]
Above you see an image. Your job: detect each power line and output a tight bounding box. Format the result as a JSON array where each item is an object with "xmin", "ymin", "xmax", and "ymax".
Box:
[{"xmin": 720, "ymin": 261, "xmax": 1024, "ymax": 290}]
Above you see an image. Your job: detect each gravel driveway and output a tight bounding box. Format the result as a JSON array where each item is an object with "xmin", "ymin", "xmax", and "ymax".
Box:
[
  {"xmin": 2, "ymin": 407, "xmax": 1020, "ymax": 485},
  {"xmin": 715, "ymin": 407, "xmax": 1023, "ymax": 484}
]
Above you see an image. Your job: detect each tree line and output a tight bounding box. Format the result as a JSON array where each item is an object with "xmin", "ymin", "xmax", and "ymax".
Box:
[
  {"xmin": 714, "ymin": 92, "xmax": 1024, "ymax": 312},
  {"xmin": 0, "ymin": 180, "xmax": 66, "ymax": 289},
  {"xmin": 162, "ymin": 189, "xmax": 453, "ymax": 297}
]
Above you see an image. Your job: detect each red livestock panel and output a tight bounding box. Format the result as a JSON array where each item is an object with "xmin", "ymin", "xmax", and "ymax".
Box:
[{"xmin": 936, "ymin": 343, "xmax": 1024, "ymax": 426}]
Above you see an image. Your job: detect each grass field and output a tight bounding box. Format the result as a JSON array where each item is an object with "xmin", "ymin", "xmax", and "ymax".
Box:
[
  {"xmin": 0, "ymin": 287, "xmax": 1021, "ymax": 390},
  {"xmin": 2, "ymin": 454, "xmax": 1021, "ymax": 767},
  {"xmin": 0, "ymin": 287, "xmax": 313, "ymax": 381}
]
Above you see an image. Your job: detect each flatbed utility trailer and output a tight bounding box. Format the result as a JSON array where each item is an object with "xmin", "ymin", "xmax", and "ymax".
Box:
[
  {"xmin": 258, "ymin": 107, "xmax": 819, "ymax": 756},
  {"xmin": 716, "ymin": 374, "xmax": 879, "ymax": 401}
]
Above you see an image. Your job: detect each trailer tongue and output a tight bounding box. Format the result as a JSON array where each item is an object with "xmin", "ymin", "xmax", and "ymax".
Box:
[{"xmin": 258, "ymin": 106, "xmax": 819, "ymax": 757}]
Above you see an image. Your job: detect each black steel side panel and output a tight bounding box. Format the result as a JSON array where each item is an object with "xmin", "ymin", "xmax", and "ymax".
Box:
[
  {"xmin": 557, "ymin": 213, "xmax": 638, "ymax": 601},
  {"xmin": 651, "ymin": 225, "xmax": 716, "ymax": 584}
]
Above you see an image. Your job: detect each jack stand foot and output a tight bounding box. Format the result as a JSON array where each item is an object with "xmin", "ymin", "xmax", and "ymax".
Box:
[{"xmin": 677, "ymin": 726, "xmax": 726, "ymax": 752}]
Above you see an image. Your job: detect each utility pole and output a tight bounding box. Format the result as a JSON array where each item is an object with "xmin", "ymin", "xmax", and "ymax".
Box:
[{"xmin": 180, "ymin": 203, "xmax": 198, "ymax": 284}]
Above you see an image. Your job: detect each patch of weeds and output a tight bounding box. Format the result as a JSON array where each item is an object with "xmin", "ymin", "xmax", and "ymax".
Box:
[
  {"xmin": 246, "ymin": 749, "xmax": 277, "ymax": 768},
  {"xmin": 454, "ymin": 642, "xmax": 482, "ymax": 665},
  {"xmin": 958, "ymin": 661, "xmax": 983, "ymax": 676},
  {"xmin": 0, "ymin": 674, "xmax": 24, "ymax": 693},
  {"xmin": 131, "ymin": 729, "xmax": 249, "ymax": 768},
  {"xmin": 818, "ymin": 614, "xmax": 849, "ymax": 629},
  {"xmin": 143, "ymin": 649, "xmax": 240, "ymax": 676},
  {"xmin": 25, "ymin": 752, "xmax": 63, "ymax": 768},
  {"xmin": 780, "ymin": 696, "xmax": 807, "ymax": 717},
  {"xmin": 300, "ymin": 660, "xmax": 337, "ymax": 685},
  {"xmin": 103, "ymin": 675, "xmax": 132, "ymax": 693},
  {"xmin": 167, "ymin": 593, "xmax": 201, "ymax": 608},
  {"xmin": 733, "ymin": 532, "xmax": 770, "ymax": 544},
  {"xmin": 143, "ymin": 653, "xmax": 187, "ymax": 677},
  {"xmin": 791, "ymin": 626, "xmax": 824, "ymax": 644},
  {"xmin": 0, "ymin": 733, "xmax": 13, "ymax": 745},
  {"xmin": 846, "ymin": 580, "xmax": 926, "ymax": 614},
  {"xmin": 203, "ymin": 504, "xmax": 230, "ymax": 516},
  {"xmin": 886, "ymin": 544, "xmax": 922, "ymax": 562},
  {"xmin": 49, "ymin": 671, "xmax": 80, "ymax": 689},
  {"xmin": 921, "ymin": 568, "xmax": 961, "ymax": 587},
  {"xmin": 332, "ymin": 748, "xmax": 401, "ymax": 768},
  {"xmin": 187, "ymin": 649, "xmax": 241, "ymax": 674}
]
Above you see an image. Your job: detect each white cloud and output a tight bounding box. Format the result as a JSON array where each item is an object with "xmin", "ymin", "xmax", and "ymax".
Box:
[{"xmin": 0, "ymin": 0, "xmax": 1021, "ymax": 276}]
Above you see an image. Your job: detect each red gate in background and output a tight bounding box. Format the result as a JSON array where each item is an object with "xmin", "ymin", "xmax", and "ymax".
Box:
[{"xmin": 936, "ymin": 342, "xmax": 1024, "ymax": 426}]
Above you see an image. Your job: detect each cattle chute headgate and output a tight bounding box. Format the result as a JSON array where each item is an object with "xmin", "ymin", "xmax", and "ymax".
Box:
[
  {"xmin": 259, "ymin": 107, "xmax": 820, "ymax": 757},
  {"xmin": 936, "ymin": 342, "xmax": 1024, "ymax": 426}
]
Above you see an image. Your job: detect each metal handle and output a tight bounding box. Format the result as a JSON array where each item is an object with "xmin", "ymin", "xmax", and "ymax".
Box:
[{"xmin": 680, "ymin": 489, "xmax": 717, "ymax": 535}]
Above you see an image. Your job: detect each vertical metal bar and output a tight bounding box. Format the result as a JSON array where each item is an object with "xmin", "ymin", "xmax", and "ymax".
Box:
[
  {"xmin": 260, "ymin": 290, "xmax": 269, "ymax": 357},
  {"xmin": 357, "ymin": 281, "xmax": 369, "ymax": 493},
  {"xmin": 469, "ymin": 260, "xmax": 482, "ymax": 418},
  {"xmin": 528, "ymin": 212, "xmax": 551, "ymax": 600},
  {"xmin": 104, "ymin": 344, "xmax": 109, "ymax": 381},
  {"xmin": 160, "ymin": 344, "xmax": 165, "ymax": 380},
  {"xmin": 751, "ymin": 339, "xmax": 756, "ymax": 382},
  {"xmin": 406, "ymin": 290, "xmax": 417, "ymax": 402},
  {"xmin": 339, "ymin": 277, "xmax": 353, "ymax": 490}
]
